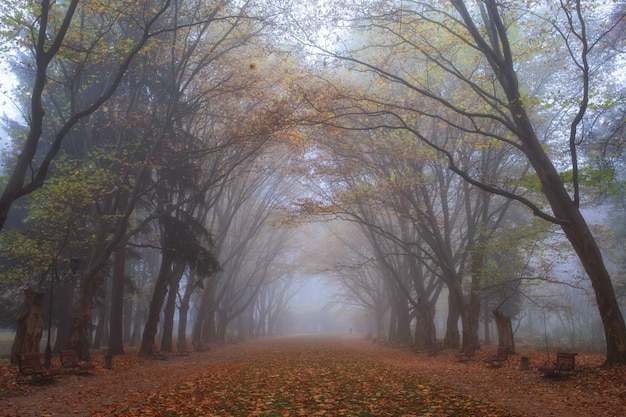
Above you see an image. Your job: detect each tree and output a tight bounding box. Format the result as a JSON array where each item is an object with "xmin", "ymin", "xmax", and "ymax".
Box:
[
  {"xmin": 0, "ymin": 0, "xmax": 180, "ymax": 232},
  {"xmin": 297, "ymin": 0, "xmax": 626, "ymax": 364},
  {"xmin": 1, "ymin": 156, "xmax": 114, "ymax": 358}
]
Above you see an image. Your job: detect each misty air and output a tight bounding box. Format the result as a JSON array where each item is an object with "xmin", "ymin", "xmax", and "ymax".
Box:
[{"xmin": 0, "ymin": 1, "xmax": 625, "ymax": 416}]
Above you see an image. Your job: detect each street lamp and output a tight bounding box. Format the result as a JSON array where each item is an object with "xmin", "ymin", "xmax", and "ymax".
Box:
[{"xmin": 44, "ymin": 256, "xmax": 81, "ymax": 369}]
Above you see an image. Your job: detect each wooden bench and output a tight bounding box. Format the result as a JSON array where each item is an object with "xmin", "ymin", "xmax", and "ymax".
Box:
[
  {"xmin": 455, "ymin": 344, "xmax": 478, "ymax": 362},
  {"xmin": 483, "ymin": 346, "xmax": 509, "ymax": 367},
  {"xmin": 192, "ymin": 341, "xmax": 210, "ymax": 352},
  {"xmin": 16, "ymin": 352, "xmax": 63, "ymax": 383},
  {"xmin": 59, "ymin": 349, "xmax": 95, "ymax": 374},
  {"xmin": 538, "ymin": 352, "xmax": 577, "ymax": 377}
]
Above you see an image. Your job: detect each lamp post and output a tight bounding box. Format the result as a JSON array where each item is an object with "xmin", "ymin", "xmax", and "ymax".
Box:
[{"xmin": 44, "ymin": 256, "xmax": 81, "ymax": 369}]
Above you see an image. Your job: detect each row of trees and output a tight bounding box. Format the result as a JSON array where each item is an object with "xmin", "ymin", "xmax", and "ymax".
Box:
[
  {"xmin": 287, "ymin": 0, "xmax": 626, "ymax": 363},
  {"xmin": 1, "ymin": 0, "xmax": 313, "ymax": 361},
  {"xmin": 1, "ymin": 0, "xmax": 625, "ymax": 365}
]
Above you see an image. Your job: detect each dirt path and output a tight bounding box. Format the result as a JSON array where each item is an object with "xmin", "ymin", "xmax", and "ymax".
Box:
[{"xmin": 2, "ymin": 336, "xmax": 624, "ymax": 416}]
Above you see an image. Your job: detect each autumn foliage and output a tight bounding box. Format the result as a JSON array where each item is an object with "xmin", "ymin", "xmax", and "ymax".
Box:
[{"xmin": 2, "ymin": 336, "xmax": 625, "ymax": 417}]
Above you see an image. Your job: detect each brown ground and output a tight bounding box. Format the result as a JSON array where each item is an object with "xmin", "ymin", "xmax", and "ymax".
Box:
[{"xmin": 1, "ymin": 336, "xmax": 625, "ymax": 417}]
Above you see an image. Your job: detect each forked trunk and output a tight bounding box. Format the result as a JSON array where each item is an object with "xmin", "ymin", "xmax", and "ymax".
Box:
[
  {"xmin": 160, "ymin": 266, "xmax": 185, "ymax": 352},
  {"xmin": 139, "ymin": 254, "xmax": 177, "ymax": 357}
]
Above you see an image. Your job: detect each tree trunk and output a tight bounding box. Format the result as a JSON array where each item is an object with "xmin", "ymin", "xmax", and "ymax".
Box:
[
  {"xmin": 216, "ymin": 309, "xmax": 228, "ymax": 344},
  {"xmin": 493, "ymin": 308, "xmax": 515, "ymax": 354},
  {"xmin": 69, "ymin": 269, "xmax": 104, "ymax": 361},
  {"xmin": 92, "ymin": 297, "xmax": 107, "ymax": 350},
  {"xmin": 375, "ymin": 301, "xmax": 387, "ymax": 340},
  {"xmin": 193, "ymin": 278, "xmax": 218, "ymax": 346},
  {"xmin": 108, "ymin": 245, "xmax": 126, "ymax": 355},
  {"xmin": 412, "ymin": 287, "xmax": 439, "ymax": 348},
  {"xmin": 177, "ymin": 274, "xmax": 197, "ymax": 352},
  {"xmin": 392, "ymin": 292, "xmax": 412, "ymax": 345},
  {"xmin": 466, "ymin": 290, "xmax": 481, "ymax": 348},
  {"xmin": 160, "ymin": 266, "xmax": 185, "ymax": 352},
  {"xmin": 203, "ymin": 312, "xmax": 217, "ymax": 344},
  {"xmin": 123, "ymin": 291, "xmax": 133, "ymax": 343},
  {"xmin": 10, "ymin": 289, "xmax": 44, "ymax": 364},
  {"xmin": 387, "ymin": 305, "xmax": 397, "ymax": 343},
  {"xmin": 516, "ymin": 105, "xmax": 626, "ymax": 363},
  {"xmin": 443, "ymin": 290, "xmax": 460, "ymax": 349},
  {"xmin": 413, "ymin": 302, "xmax": 431, "ymax": 348},
  {"xmin": 139, "ymin": 254, "xmax": 175, "ymax": 357},
  {"xmin": 52, "ymin": 281, "xmax": 74, "ymax": 352},
  {"xmin": 483, "ymin": 299, "xmax": 491, "ymax": 345},
  {"xmin": 129, "ymin": 302, "xmax": 143, "ymax": 347}
]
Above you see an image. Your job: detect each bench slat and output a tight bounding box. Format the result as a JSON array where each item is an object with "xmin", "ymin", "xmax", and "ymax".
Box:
[
  {"xmin": 17, "ymin": 352, "xmax": 62, "ymax": 383},
  {"xmin": 539, "ymin": 352, "xmax": 577, "ymax": 376},
  {"xmin": 59, "ymin": 349, "xmax": 95, "ymax": 373}
]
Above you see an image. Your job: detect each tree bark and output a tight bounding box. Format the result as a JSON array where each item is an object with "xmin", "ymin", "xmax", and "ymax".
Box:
[
  {"xmin": 92, "ymin": 299, "xmax": 107, "ymax": 350},
  {"xmin": 108, "ymin": 245, "xmax": 126, "ymax": 355},
  {"xmin": 193, "ymin": 277, "xmax": 218, "ymax": 346},
  {"xmin": 139, "ymin": 253, "xmax": 177, "ymax": 356},
  {"xmin": 177, "ymin": 274, "xmax": 197, "ymax": 352},
  {"xmin": 52, "ymin": 281, "xmax": 74, "ymax": 352},
  {"xmin": 10, "ymin": 289, "xmax": 44, "ymax": 363},
  {"xmin": 493, "ymin": 308, "xmax": 515, "ymax": 354},
  {"xmin": 160, "ymin": 266, "xmax": 185, "ymax": 352},
  {"xmin": 69, "ymin": 271, "xmax": 103, "ymax": 361},
  {"xmin": 130, "ymin": 303, "xmax": 143, "ymax": 347},
  {"xmin": 123, "ymin": 290, "xmax": 133, "ymax": 343},
  {"xmin": 391, "ymin": 290, "xmax": 412, "ymax": 345},
  {"xmin": 483, "ymin": 299, "xmax": 491, "ymax": 345},
  {"xmin": 413, "ymin": 301, "xmax": 433, "ymax": 348},
  {"xmin": 444, "ymin": 290, "xmax": 460, "ymax": 349}
]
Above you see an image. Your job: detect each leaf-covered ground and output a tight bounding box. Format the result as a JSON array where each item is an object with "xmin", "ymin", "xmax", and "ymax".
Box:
[
  {"xmin": 1, "ymin": 336, "xmax": 625, "ymax": 416},
  {"xmin": 111, "ymin": 340, "xmax": 513, "ymax": 417}
]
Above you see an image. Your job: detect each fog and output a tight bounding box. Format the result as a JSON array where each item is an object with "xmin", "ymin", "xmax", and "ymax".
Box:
[{"xmin": 1, "ymin": 0, "xmax": 625, "ymax": 365}]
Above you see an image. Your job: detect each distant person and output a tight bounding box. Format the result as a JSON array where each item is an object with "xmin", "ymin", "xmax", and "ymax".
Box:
[{"xmin": 349, "ymin": 327, "xmax": 352, "ymax": 335}]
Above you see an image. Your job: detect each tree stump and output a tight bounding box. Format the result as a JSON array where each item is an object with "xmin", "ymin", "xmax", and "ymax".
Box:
[{"xmin": 519, "ymin": 356, "xmax": 530, "ymax": 371}]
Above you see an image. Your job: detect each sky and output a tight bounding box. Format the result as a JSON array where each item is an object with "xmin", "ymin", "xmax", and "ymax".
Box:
[{"xmin": 0, "ymin": 55, "xmax": 20, "ymax": 157}]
